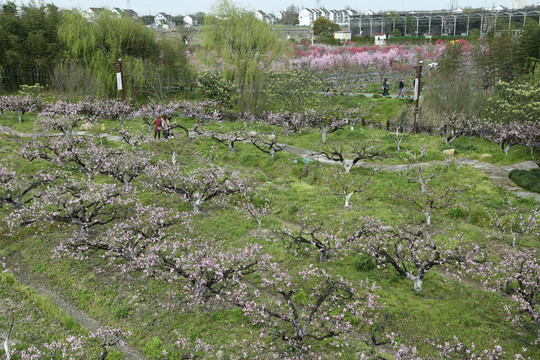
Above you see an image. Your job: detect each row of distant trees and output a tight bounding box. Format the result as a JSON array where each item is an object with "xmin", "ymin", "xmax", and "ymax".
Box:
[
  {"xmin": 421, "ymin": 20, "xmax": 540, "ymax": 125},
  {"xmin": 1, "ymin": 0, "xmax": 539, "ymax": 119},
  {"xmin": 0, "ymin": 1, "xmax": 194, "ymax": 98}
]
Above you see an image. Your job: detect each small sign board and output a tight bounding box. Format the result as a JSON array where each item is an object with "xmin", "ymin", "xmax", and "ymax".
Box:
[{"xmin": 116, "ymin": 72, "xmax": 123, "ymax": 91}]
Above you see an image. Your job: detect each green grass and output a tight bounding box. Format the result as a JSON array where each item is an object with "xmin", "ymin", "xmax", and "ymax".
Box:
[
  {"xmin": 0, "ymin": 271, "xmax": 85, "ymax": 355},
  {"xmin": 0, "ymin": 106, "xmax": 538, "ymax": 359},
  {"xmin": 509, "ymin": 168, "xmax": 540, "ymax": 193}
]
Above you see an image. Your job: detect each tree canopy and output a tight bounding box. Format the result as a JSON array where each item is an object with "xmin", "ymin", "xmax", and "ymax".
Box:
[
  {"xmin": 0, "ymin": 1, "xmax": 63, "ymax": 90},
  {"xmin": 201, "ymin": 0, "xmax": 287, "ymax": 111},
  {"xmin": 313, "ymin": 16, "xmax": 340, "ymax": 38}
]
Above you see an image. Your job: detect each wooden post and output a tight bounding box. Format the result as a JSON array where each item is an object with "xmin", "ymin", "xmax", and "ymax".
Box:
[
  {"xmin": 413, "ymin": 61, "xmax": 423, "ymax": 133},
  {"xmin": 114, "ymin": 59, "xmax": 125, "ymax": 102}
]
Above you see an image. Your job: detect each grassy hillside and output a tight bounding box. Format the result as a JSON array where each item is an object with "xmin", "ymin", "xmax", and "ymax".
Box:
[{"xmin": 0, "ymin": 108, "xmax": 538, "ymax": 359}]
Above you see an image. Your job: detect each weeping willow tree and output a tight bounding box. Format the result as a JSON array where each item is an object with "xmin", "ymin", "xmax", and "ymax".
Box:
[
  {"xmin": 57, "ymin": 10, "xmax": 158, "ymax": 98},
  {"xmin": 135, "ymin": 34, "xmax": 195, "ymax": 101},
  {"xmin": 201, "ymin": 0, "xmax": 288, "ymax": 112}
]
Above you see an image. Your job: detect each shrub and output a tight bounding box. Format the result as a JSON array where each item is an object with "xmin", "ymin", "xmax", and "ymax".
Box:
[
  {"xmin": 196, "ymin": 71, "xmax": 236, "ymax": 108},
  {"xmin": 112, "ymin": 304, "xmax": 132, "ymax": 319},
  {"xmin": 354, "ymin": 254, "xmax": 377, "ymax": 272},
  {"xmin": 509, "ymin": 168, "xmax": 540, "ymax": 193},
  {"xmin": 143, "ymin": 337, "xmax": 165, "ymax": 360},
  {"xmin": 446, "ymin": 207, "xmax": 468, "ymax": 219}
]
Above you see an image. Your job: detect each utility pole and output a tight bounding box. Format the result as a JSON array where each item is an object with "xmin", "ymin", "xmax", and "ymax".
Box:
[
  {"xmin": 413, "ymin": 60, "xmax": 423, "ymax": 133},
  {"xmin": 114, "ymin": 59, "xmax": 125, "ymax": 102}
]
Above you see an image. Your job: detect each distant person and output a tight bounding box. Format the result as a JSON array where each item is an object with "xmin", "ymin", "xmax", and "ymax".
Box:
[
  {"xmin": 154, "ymin": 114, "xmax": 162, "ymax": 140},
  {"xmin": 162, "ymin": 113, "xmax": 171, "ymax": 139},
  {"xmin": 398, "ymin": 79, "xmax": 405, "ymax": 99},
  {"xmin": 382, "ymin": 78, "xmax": 389, "ymax": 97}
]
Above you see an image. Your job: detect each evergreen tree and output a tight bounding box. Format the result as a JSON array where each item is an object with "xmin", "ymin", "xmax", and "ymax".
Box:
[{"xmin": 0, "ymin": 2, "xmax": 63, "ymax": 90}]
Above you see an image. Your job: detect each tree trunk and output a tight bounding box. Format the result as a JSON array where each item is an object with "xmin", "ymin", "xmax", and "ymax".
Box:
[
  {"xmin": 533, "ymin": 308, "xmax": 540, "ymax": 340},
  {"xmin": 345, "ymin": 193, "xmax": 353, "ymax": 207},
  {"xmin": 321, "ymin": 129, "xmax": 328, "ymax": 144},
  {"xmin": 196, "ymin": 284, "xmax": 208, "ymax": 297},
  {"xmin": 537, "ymin": 314, "xmax": 540, "ymax": 340},
  {"xmin": 423, "ymin": 209, "xmax": 431, "ymax": 226},
  {"xmin": 191, "ymin": 199, "xmax": 203, "ymax": 214},
  {"xmin": 344, "ymin": 161, "xmax": 353, "ymax": 173},
  {"xmin": 4, "ymin": 337, "xmax": 10, "ymax": 360},
  {"xmin": 319, "ymin": 249, "xmax": 330, "ymax": 262},
  {"xmin": 17, "ymin": 111, "xmax": 22, "ymax": 123},
  {"xmin": 529, "ymin": 145, "xmax": 540, "ymax": 167},
  {"xmin": 406, "ymin": 270, "xmax": 424, "ymax": 294}
]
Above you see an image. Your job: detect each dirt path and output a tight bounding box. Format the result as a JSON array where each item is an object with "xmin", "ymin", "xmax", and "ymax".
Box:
[
  {"xmin": 8, "ymin": 267, "xmax": 148, "ymax": 360},
  {"xmin": 4, "ymin": 125, "xmax": 538, "ymax": 201},
  {"xmin": 282, "ymin": 144, "xmax": 540, "ymax": 202}
]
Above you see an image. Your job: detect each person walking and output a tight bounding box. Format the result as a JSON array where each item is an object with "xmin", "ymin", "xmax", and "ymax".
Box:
[
  {"xmin": 398, "ymin": 79, "xmax": 405, "ymax": 99},
  {"xmin": 382, "ymin": 78, "xmax": 389, "ymax": 97},
  {"xmin": 154, "ymin": 114, "xmax": 162, "ymax": 140}
]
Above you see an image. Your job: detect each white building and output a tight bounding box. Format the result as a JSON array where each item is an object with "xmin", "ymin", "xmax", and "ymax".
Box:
[
  {"xmin": 184, "ymin": 15, "xmax": 197, "ymax": 27},
  {"xmin": 299, "ymin": 8, "xmax": 317, "ymax": 26},
  {"xmin": 154, "ymin": 12, "xmax": 172, "ymax": 26},
  {"xmin": 374, "ymin": 33, "xmax": 387, "ymax": 45},
  {"xmin": 299, "ymin": 8, "xmax": 353, "ymax": 27},
  {"xmin": 334, "ymin": 30, "xmax": 351, "ymax": 42},
  {"xmin": 508, "ymin": 0, "xmax": 526, "ymax": 9},
  {"xmin": 483, "ymin": 5, "xmax": 507, "ymax": 11},
  {"xmin": 83, "ymin": 8, "xmax": 105, "ymax": 20},
  {"xmin": 327, "ymin": 9, "xmax": 339, "ymax": 23},
  {"xmin": 255, "ymin": 10, "xmax": 266, "ymax": 21},
  {"xmin": 83, "ymin": 8, "xmax": 137, "ymax": 21},
  {"xmin": 316, "ymin": 9, "xmax": 330, "ymax": 19},
  {"xmin": 255, "ymin": 10, "xmax": 276, "ymax": 24}
]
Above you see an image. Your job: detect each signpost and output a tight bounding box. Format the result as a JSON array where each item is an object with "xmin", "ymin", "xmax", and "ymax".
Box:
[
  {"xmin": 114, "ymin": 59, "xmax": 125, "ymax": 102},
  {"xmin": 412, "ymin": 60, "xmax": 423, "ymax": 133}
]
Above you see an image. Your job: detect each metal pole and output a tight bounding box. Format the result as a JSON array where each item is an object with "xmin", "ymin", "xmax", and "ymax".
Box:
[{"xmin": 413, "ymin": 61, "xmax": 423, "ymax": 133}]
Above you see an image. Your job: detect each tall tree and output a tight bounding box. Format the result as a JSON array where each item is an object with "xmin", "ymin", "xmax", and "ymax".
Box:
[
  {"xmin": 313, "ymin": 16, "xmax": 339, "ymax": 38},
  {"xmin": 516, "ymin": 19, "xmax": 540, "ymax": 76},
  {"xmin": 0, "ymin": 2, "xmax": 63, "ymax": 90},
  {"xmin": 201, "ymin": 0, "xmax": 287, "ymax": 112},
  {"xmin": 282, "ymin": 5, "xmax": 299, "ymax": 26},
  {"xmin": 58, "ymin": 10, "xmax": 158, "ymax": 98}
]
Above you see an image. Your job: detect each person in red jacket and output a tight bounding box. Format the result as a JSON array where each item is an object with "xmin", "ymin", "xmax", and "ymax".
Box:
[{"xmin": 154, "ymin": 114, "xmax": 162, "ymax": 140}]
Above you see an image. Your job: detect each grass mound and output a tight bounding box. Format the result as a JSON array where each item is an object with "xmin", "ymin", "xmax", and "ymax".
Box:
[{"xmin": 509, "ymin": 168, "xmax": 540, "ymax": 193}]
